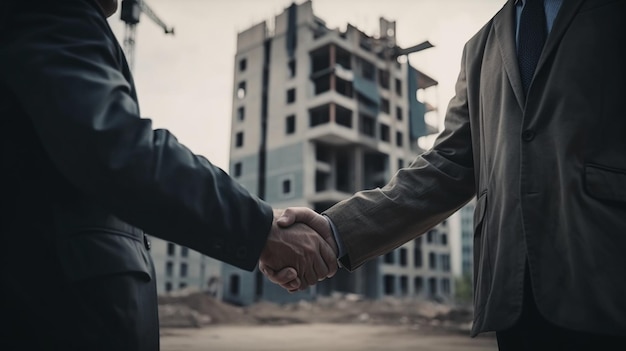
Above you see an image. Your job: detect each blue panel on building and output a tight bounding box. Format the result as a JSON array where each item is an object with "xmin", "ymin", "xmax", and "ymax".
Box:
[
  {"xmin": 408, "ymin": 66, "xmax": 427, "ymax": 139},
  {"xmin": 353, "ymin": 74, "xmax": 380, "ymax": 108}
]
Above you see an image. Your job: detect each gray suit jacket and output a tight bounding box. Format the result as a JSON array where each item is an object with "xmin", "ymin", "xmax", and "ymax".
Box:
[
  {"xmin": 0, "ymin": 0, "xmax": 272, "ymax": 349},
  {"xmin": 325, "ymin": 0, "xmax": 626, "ymax": 337}
]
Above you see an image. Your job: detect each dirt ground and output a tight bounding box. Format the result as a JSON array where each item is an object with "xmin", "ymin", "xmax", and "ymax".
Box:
[
  {"xmin": 160, "ymin": 324, "xmax": 498, "ymax": 351},
  {"xmin": 157, "ymin": 290, "xmax": 499, "ymax": 351}
]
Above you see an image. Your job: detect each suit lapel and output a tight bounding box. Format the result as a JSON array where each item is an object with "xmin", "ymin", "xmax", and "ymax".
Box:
[
  {"xmin": 534, "ymin": 0, "xmax": 586, "ymax": 82},
  {"xmin": 495, "ymin": 0, "xmax": 586, "ymax": 109},
  {"xmin": 494, "ymin": 0, "xmax": 525, "ymax": 109}
]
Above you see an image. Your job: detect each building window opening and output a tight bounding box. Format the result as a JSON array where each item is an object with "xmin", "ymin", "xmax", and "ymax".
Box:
[
  {"xmin": 167, "ymin": 242, "xmax": 175, "ymax": 256},
  {"xmin": 359, "ymin": 57, "xmax": 376, "ymax": 80},
  {"xmin": 414, "ymin": 277, "xmax": 423, "ymax": 294},
  {"xmin": 315, "ymin": 170, "xmax": 331, "ymax": 192},
  {"xmin": 428, "ymin": 277, "xmax": 437, "ymax": 296},
  {"xmin": 239, "ymin": 58, "xmax": 247, "ymax": 71},
  {"xmin": 165, "ymin": 261, "xmax": 173, "ymax": 277},
  {"xmin": 313, "ymin": 74, "xmax": 330, "ymax": 95},
  {"xmin": 288, "ymin": 59, "xmax": 296, "ymax": 78},
  {"xmin": 384, "ymin": 251, "xmax": 395, "ymax": 264},
  {"xmin": 235, "ymin": 132, "xmax": 244, "ymax": 147},
  {"xmin": 311, "ymin": 46, "xmax": 331, "ymax": 73},
  {"xmin": 414, "ymin": 247, "xmax": 422, "ymax": 267},
  {"xmin": 399, "ymin": 248, "xmax": 407, "ymax": 266},
  {"xmin": 396, "ymin": 106, "xmax": 403, "ymax": 121},
  {"xmin": 335, "ymin": 152, "xmax": 353, "ymax": 193},
  {"xmin": 286, "ymin": 115, "xmax": 296, "ymax": 134},
  {"xmin": 379, "ymin": 123, "xmax": 390, "ymax": 142},
  {"xmin": 287, "ymin": 88, "xmax": 296, "ymax": 103},
  {"xmin": 442, "ymin": 278, "xmax": 450, "ymax": 294},
  {"xmin": 429, "ymin": 252, "xmax": 437, "ymax": 269},
  {"xmin": 383, "ymin": 274, "xmax": 395, "ymax": 295},
  {"xmin": 335, "ymin": 77, "xmax": 353, "ymax": 98},
  {"xmin": 400, "ymin": 276, "xmax": 408, "ymax": 295},
  {"xmin": 336, "ymin": 47, "xmax": 352, "ymax": 69},
  {"xmin": 237, "ymin": 81, "xmax": 246, "ymax": 99},
  {"xmin": 283, "ymin": 179, "xmax": 291, "ymax": 194},
  {"xmin": 233, "ymin": 162, "xmax": 242, "ymax": 177},
  {"xmin": 427, "ymin": 230, "xmax": 435, "ymax": 243},
  {"xmin": 380, "ymin": 98, "xmax": 390, "ymax": 114},
  {"xmin": 229, "ymin": 274, "xmax": 240, "ymax": 296},
  {"xmin": 335, "ymin": 105, "xmax": 352, "ymax": 128},
  {"xmin": 378, "ymin": 69, "xmax": 390, "ymax": 90},
  {"xmin": 237, "ymin": 107, "xmax": 245, "ymax": 121},
  {"xmin": 396, "ymin": 131, "xmax": 403, "ymax": 147},
  {"xmin": 359, "ymin": 114, "xmax": 375, "ymax": 137},
  {"xmin": 309, "ymin": 105, "xmax": 330, "ymax": 127}
]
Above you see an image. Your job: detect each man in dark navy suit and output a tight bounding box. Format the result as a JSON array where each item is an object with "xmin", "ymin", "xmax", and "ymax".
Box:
[{"xmin": 0, "ymin": 1, "xmax": 336, "ymax": 349}]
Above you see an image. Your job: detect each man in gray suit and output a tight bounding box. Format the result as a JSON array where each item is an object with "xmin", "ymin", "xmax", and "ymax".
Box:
[
  {"xmin": 266, "ymin": 0, "xmax": 626, "ymax": 349},
  {"xmin": 0, "ymin": 0, "xmax": 336, "ymax": 350}
]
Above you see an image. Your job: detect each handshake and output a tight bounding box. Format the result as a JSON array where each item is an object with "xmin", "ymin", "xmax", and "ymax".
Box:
[{"xmin": 258, "ymin": 207, "xmax": 339, "ymax": 293}]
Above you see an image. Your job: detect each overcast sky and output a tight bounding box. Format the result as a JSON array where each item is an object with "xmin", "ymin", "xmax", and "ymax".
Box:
[{"xmin": 107, "ymin": 0, "xmax": 506, "ymax": 170}]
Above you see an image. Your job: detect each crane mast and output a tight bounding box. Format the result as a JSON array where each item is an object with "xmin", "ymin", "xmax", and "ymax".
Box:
[{"xmin": 120, "ymin": 0, "xmax": 174, "ymax": 70}]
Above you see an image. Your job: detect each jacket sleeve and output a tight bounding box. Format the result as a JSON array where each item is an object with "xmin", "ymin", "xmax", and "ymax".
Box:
[
  {"xmin": 324, "ymin": 44, "xmax": 476, "ymax": 271},
  {"xmin": 0, "ymin": 1, "xmax": 272, "ymax": 271}
]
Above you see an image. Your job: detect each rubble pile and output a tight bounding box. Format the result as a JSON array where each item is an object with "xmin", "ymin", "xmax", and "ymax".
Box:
[
  {"xmin": 158, "ymin": 289, "xmax": 474, "ymax": 333},
  {"xmin": 158, "ymin": 288, "xmax": 255, "ymax": 328}
]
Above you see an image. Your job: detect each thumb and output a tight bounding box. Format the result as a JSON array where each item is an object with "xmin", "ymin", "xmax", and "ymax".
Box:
[
  {"xmin": 277, "ymin": 206, "xmax": 318, "ymax": 227},
  {"xmin": 275, "ymin": 208, "xmax": 296, "ymax": 227},
  {"xmin": 277, "ymin": 207, "xmax": 327, "ymax": 230}
]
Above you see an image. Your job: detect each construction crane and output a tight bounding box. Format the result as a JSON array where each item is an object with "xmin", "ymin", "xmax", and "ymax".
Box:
[
  {"xmin": 392, "ymin": 40, "xmax": 434, "ymax": 58},
  {"xmin": 120, "ymin": 0, "xmax": 175, "ymax": 70}
]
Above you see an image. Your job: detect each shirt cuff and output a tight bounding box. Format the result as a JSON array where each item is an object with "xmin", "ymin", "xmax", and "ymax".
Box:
[{"xmin": 322, "ymin": 214, "xmax": 347, "ymax": 262}]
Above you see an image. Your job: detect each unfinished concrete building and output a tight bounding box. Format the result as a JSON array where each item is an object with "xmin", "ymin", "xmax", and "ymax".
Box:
[{"xmin": 224, "ymin": 0, "xmax": 453, "ymax": 305}]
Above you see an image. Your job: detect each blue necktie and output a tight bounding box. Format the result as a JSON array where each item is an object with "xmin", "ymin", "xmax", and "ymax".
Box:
[{"xmin": 517, "ymin": 0, "xmax": 547, "ymax": 95}]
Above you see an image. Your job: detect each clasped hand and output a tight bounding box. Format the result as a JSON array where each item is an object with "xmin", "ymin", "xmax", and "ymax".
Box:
[{"xmin": 258, "ymin": 208, "xmax": 337, "ymax": 292}]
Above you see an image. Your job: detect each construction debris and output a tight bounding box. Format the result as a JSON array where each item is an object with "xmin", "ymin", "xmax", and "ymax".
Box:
[{"xmin": 158, "ymin": 289, "xmax": 474, "ymax": 333}]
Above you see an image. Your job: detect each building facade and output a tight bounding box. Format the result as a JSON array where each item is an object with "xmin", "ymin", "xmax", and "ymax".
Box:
[
  {"xmin": 148, "ymin": 238, "xmax": 223, "ymax": 297},
  {"xmin": 223, "ymin": 0, "xmax": 461, "ymax": 306}
]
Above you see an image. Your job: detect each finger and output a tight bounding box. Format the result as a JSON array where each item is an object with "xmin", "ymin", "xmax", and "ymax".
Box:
[
  {"xmin": 258, "ymin": 261, "xmax": 277, "ymax": 281},
  {"xmin": 319, "ymin": 239, "xmax": 339, "ymax": 278},
  {"xmin": 259, "ymin": 262, "xmax": 302, "ymax": 291},
  {"xmin": 300, "ymin": 255, "xmax": 322, "ymax": 289},
  {"xmin": 285, "ymin": 277, "xmax": 301, "ymax": 291},
  {"xmin": 310, "ymin": 245, "xmax": 330, "ymax": 281},
  {"xmin": 299, "ymin": 269, "xmax": 314, "ymax": 290},
  {"xmin": 273, "ymin": 267, "xmax": 298, "ymax": 285},
  {"xmin": 274, "ymin": 269, "xmax": 302, "ymax": 291}
]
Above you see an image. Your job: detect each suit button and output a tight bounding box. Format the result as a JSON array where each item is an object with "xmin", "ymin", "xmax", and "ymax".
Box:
[
  {"xmin": 143, "ymin": 235, "xmax": 151, "ymax": 250},
  {"xmin": 522, "ymin": 130, "xmax": 535, "ymax": 141}
]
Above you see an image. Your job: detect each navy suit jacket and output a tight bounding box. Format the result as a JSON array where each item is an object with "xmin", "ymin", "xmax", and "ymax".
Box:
[{"xmin": 0, "ymin": 0, "xmax": 272, "ymax": 349}]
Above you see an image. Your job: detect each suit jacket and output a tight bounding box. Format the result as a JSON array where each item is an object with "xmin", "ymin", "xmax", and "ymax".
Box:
[
  {"xmin": 0, "ymin": 1, "xmax": 272, "ymax": 349},
  {"xmin": 325, "ymin": 0, "xmax": 626, "ymax": 337}
]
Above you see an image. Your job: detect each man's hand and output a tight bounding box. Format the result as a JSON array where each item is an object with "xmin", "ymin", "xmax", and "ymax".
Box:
[
  {"xmin": 261, "ymin": 207, "xmax": 338, "ymax": 292},
  {"xmin": 278, "ymin": 207, "xmax": 337, "ymax": 255},
  {"xmin": 258, "ymin": 209, "xmax": 338, "ymax": 291}
]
